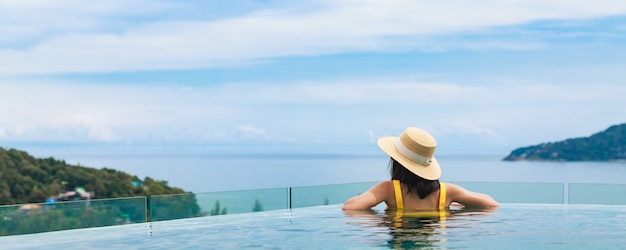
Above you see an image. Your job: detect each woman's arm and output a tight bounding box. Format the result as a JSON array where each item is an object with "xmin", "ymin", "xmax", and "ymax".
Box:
[
  {"xmin": 342, "ymin": 181, "xmax": 390, "ymax": 210},
  {"xmin": 447, "ymin": 183, "xmax": 499, "ymax": 208}
]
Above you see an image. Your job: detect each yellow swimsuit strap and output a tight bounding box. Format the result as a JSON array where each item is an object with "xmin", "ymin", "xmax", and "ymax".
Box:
[
  {"xmin": 393, "ymin": 180, "xmax": 403, "ymax": 210},
  {"xmin": 438, "ymin": 182, "xmax": 446, "ymax": 210},
  {"xmin": 393, "ymin": 180, "xmax": 446, "ymax": 210},
  {"xmin": 391, "ymin": 180, "xmax": 448, "ymax": 229}
]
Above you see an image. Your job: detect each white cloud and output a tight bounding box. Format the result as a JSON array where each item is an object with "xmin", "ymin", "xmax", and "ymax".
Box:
[
  {"xmin": 441, "ymin": 124, "xmax": 503, "ymax": 141},
  {"xmin": 367, "ymin": 130, "xmax": 376, "ymax": 143},
  {"xmin": 2, "ymin": 0, "xmax": 626, "ymax": 74},
  {"xmin": 1, "ymin": 78, "xmax": 624, "ymax": 149},
  {"xmin": 231, "ymin": 80, "xmax": 476, "ymax": 105},
  {"xmin": 0, "ymin": 0, "xmax": 172, "ymax": 46},
  {"xmin": 69, "ymin": 115, "xmax": 120, "ymax": 142},
  {"xmin": 0, "ymin": 82, "xmax": 236, "ymax": 142},
  {"xmin": 236, "ymin": 124, "xmax": 268, "ymax": 140}
]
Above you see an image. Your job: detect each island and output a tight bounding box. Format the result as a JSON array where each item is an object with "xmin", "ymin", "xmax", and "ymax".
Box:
[{"xmin": 503, "ymin": 123, "xmax": 626, "ymax": 161}]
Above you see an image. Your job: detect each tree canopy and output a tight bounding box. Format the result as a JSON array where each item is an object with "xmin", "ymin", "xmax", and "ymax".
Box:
[{"xmin": 0, "ymin": 147, "xmax": 188, "ymax": 205}]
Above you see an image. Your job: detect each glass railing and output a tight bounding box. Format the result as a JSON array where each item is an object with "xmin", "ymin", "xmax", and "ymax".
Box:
[
  {"xmin": 3, "ymin": 181, "xmax": 626, "ymax": 236},
  {"xmin": 149, "ymin": 188, "xmax": 287, "ymax": 221},
  {"xmin": 451, "ymin": 181, "xmax": 565, "ymax": 204},
  {"xmin": 0, "ymin": 197, "xmax": 146, "ymax": 236},
  {"xmin": 290, "ymin": 182, "xmax": 377, "ymax": 208},
  {"xmin": 569, "ymin": 183, "xmax": 626, "ymax": 205}
]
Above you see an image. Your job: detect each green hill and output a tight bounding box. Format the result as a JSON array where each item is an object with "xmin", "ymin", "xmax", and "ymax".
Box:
[
  {"xmin": 0, "ymin": 147, "xmax": 206, "ymax": 235},
  {"xmin": 503, "ymin": 123, "xmax": 626, "ymax": 161},
  {"xmin": 0, "ymin": 147, "xmax": 189, "ymax": 205}
]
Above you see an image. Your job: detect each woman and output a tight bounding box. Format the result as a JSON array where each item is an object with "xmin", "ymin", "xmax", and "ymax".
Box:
[{"xmin": 343, "ymin": 127, "xmax": 499, "ymax": 210}]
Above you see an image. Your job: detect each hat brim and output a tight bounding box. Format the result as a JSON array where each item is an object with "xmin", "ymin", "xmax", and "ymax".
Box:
[{"xmin": 377, "ymin": 136, "xmax": 441, "ymax": 180}]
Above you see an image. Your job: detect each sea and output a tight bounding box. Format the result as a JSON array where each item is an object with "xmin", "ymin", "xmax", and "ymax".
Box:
[{"xmin": 23, "ymin": 149, "xmax": 626, "ymax": 193}]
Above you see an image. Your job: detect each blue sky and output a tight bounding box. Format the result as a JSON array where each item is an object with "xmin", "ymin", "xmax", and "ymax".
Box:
[{"xmin": 1, "ymin": 0, "xmax": 626, "ymax": 156}]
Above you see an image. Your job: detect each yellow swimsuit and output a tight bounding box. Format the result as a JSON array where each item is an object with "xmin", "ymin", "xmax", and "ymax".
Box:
[{"xmin": 392, "ymin": 180, "xmax": 447, "ymax": 219}]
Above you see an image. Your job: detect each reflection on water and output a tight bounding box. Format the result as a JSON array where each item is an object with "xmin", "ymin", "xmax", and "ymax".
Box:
[
  {"xmin": 344, "ymin": 207, "xmax": 498, "ymax": 249},
  {"xmin": 4, "ymin": 204, "xmax": 626, "ymax": 249},
  {"xmin": 384, "ymin": 212, "xmax": 443, "ymax": 249}
]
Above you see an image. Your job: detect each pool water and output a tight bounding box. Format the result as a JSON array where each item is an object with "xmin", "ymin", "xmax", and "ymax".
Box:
[{"xmin": 3, "ymin": 204, "xmax": 626, "ymax": 249}]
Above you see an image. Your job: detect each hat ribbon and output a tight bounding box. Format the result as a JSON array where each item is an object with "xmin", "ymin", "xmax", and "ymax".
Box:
[{"xmin": 395, "ymin": 139, "xmax": 432, "ymax": 166}]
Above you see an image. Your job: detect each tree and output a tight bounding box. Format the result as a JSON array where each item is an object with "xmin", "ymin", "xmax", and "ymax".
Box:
[
  {"xmin": 0, "ymin": 147, "xmax": 205, "ymax": 235},
  {"xmin": 252, "ymin": 199, "xmax": 264, "ymax": 212},
  {"xmin": 210, "ymin": 201, "xmax": 227, "ymax": 215}
]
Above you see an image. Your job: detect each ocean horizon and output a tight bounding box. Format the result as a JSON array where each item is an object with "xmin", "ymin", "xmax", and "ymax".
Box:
[{"xmin": 17, "ymin": 149, "xmax": 626, "ymax": 194}]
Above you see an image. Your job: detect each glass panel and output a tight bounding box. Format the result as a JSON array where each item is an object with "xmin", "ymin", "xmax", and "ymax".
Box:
[
  {"xmin": 291, "ymin": 181, "xmax": 565, "ymax": 207},
  {"xmin": 291, "ymin": 182, "xmax": 378, "ymax": 208},
  {"xmin": 0, "ymin": 197, "xmax": 146, "ymax": 236},
  {"xmin": 149, "ymin": 192, "xmax": 203, "ymax": 222},
  {"xmin": 150, "ymin": 188, "xmax": 287, "ymax": 221},
  {"xmin": 569, "ymin": 183, "xmax": 626, "ymax": 205},
  {"xmin": 450, "ymin": 182, "xmax": 564, "ymax": 204},
  {"xmin": 7, "ymin": 181, "xmax": 626, "ymax": 235}
]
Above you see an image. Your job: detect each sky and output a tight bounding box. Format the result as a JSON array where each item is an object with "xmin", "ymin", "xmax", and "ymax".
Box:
[{"xmin": 1, "ymin": 0, "xmax": 626, "ymax": 158}]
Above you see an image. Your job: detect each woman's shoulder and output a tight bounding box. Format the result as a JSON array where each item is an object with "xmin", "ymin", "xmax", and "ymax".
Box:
[
  {"xmin": 374, "ymin": 180, "xmax": 394, "ymax": 188},
  {"xmin": 440, "ymin": 182, "xmax": 462, "ymax": 194},
  {"xmin": 369, "ymin": 180, "xmax": 394, "ymax": 193},
  {"xmin": 440, "ymin": 182, "xmax": 500, "ymax": 207},
  {"xmin": 440, "ymin": 182, "xmax": 467, "ymax": 200}
]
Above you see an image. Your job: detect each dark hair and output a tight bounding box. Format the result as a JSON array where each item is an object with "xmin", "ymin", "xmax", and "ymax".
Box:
[{"xmin": 389, "ymin": 158, "xmax": 440, "ymax": 199}]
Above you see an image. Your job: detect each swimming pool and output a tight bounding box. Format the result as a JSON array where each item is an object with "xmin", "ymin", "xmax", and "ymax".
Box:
[{"xmin": 3, "ymin": 203, "xmax": 626, "ymax": 249}]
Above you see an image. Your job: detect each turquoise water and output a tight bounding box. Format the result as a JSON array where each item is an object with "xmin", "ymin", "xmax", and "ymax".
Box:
[
  {"xmin": 4, "ymin": 181, "xmax": 626, "ymax": 237},
  {"xmin": 24, "ymin": 152, "xmax": 626, "ymax": 193},
  {"xmin": 3, "ymin": 204, "xmax": 626, "ymax": 249},
  {"xmin": 0, "ymin": 152, "xmax": 626, "ymax": 242}
]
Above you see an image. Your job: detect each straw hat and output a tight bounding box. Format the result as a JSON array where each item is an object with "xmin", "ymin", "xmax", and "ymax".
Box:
[{"xmin": 377, "ymin": 127, "xmax": 441, "ymax": 180}]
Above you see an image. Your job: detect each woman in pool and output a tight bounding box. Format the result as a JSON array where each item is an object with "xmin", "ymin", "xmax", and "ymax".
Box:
[{"xmin": 343, "ymin": 127, "xmax": 499, "ymax": 210}]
